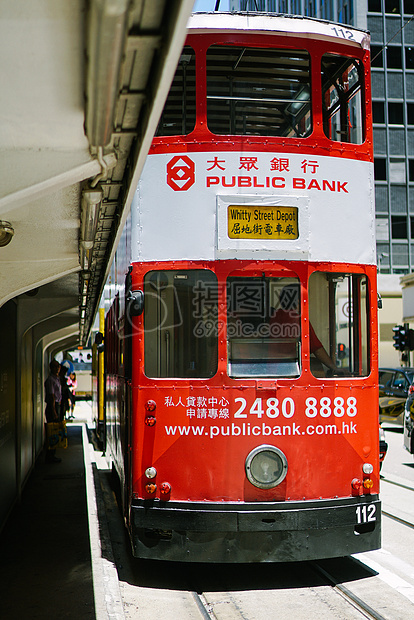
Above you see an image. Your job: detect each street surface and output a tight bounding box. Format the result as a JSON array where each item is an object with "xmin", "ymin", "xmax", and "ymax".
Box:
[
  {"xmin": 362, "ymin": 423, "xmax": 414, "ymax": 581},
  {"xmin": 77, "ymin": 401, "xmax": 414, "ymax": 619}
]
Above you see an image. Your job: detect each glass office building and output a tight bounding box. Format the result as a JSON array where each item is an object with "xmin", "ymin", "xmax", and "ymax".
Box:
[
  {"xmin": 230, "ymin": 0, "xmax": 354, "ymax": 23},
  {"xmin": 230, "ymin": 0, "xmax": 414, "ymax": 276}
]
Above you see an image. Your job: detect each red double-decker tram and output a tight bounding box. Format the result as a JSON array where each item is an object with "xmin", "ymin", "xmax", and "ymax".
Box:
[{"xmin": 98, "ymin": 12, "xmax": 380, "ymax": 562}]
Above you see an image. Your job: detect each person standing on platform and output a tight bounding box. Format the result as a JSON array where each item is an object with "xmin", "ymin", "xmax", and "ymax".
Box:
[
  {"xmin": 59, "ymin": 365, "xmax": 71, "ymax": 420},
  {"xmin": 67, "ymin": 371, "xmax": 77, "ymax": 419},
  {"xmin": 44, "ymin": 359, "xmax": 62, "ymax": 463}
]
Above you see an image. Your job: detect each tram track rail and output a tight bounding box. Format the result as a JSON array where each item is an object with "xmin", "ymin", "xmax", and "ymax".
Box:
[
  {"xmin": 190, "ymin": 584, "xmax": 387, "ymax": 620},
  {"xmin": 380, "ymin": 475, "xmax": 414, "ymax": 493},
  {"xmin": 310, "ymin": 560, "xmax": 387, "ymax": 620},
  {"xmin": 188, "ymin": 557, "xmax": 389, "ymax": 620},
  {"xmin": 381, "ymin": 475, "xmax": 414, "ymax": 528},
  {"xmin": 383, "ymin": 510, "xmax": 414, "ymax": 529},
  {"xmin": 192, "ymin": 591, "xmax": 216, "ymax": 620}
]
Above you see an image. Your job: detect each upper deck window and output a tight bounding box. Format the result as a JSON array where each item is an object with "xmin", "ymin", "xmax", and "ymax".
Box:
[
  {"xmin": 156, "ymin": 47, "xmax": 196, "ymax": 137},
  {"xmin": 322, "ymin": 54, "xmax": 364, "ymax": 144},
  {"xmin": 206, "ymin": 45, "xmax": 311, "ymax": 138}
]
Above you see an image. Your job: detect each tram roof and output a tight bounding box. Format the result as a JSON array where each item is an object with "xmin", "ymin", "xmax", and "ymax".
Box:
[{"xmin": 187, "ymin": 12, "xmax": 370, "ymax": 50}]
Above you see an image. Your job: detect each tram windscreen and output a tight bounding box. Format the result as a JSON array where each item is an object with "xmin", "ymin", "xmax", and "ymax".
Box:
[
  {"xmin": 206, "ymin": 45, "xmax": 311, "ymax": 137},
  {"xmin": 309, "ymin": 273, "xmax": 369, "ymax": 377},
  {"xmin": 322, "ymin": 55, "xmax": 364, "ymax": 144},
  {"xmin": 144, "ymin": 270, "xmax": 218, "ymax": 378},
  {"xmin": 227, "ymin": 276, "xmax": 301, "ymax": 378}
]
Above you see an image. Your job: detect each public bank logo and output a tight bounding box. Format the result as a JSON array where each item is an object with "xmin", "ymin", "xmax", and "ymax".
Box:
[{"xmin": 166, "ymin": 155, "xmax": 195, "ymax": 191}]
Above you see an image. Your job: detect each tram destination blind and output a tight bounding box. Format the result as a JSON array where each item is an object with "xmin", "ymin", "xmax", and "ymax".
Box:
[{"xmin": 228, "ymin": 205, "xmax": 299, "ymax": 240}]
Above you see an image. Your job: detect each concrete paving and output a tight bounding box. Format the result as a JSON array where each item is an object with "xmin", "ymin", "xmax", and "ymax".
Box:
[{"xmin": 0, "ymin": 402, "xmax": 122, "ymax": 620}]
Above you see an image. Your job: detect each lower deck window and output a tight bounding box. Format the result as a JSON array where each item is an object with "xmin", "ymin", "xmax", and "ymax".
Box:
[
  {"xmin": 143, "ymin": 269, "xmax": 370, "ymax": 381},
  {"xmin": 226, "ymin": 272, "xmax": 370, "ymax": 379},
  {"xmin": 309, "ymin": 272, "xmax": 369, "ymax": 378},
  {"xmin": 144, "ymin": 270, "xmax": 218, "ymax": 378},
  {"xmin": 227, "ymin": 276, "xmax": 301, "ymax": 378}
]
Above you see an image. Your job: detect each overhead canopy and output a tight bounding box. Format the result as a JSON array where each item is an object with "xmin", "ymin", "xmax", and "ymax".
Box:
[{"xmin": 0, "ymin": 0, "xmax": 194, "ymax": 347}]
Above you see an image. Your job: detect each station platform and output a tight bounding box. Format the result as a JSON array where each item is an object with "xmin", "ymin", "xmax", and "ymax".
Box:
[{"xmin": 0, "ymin": 403, "xmax": 124, "ymax": 620}]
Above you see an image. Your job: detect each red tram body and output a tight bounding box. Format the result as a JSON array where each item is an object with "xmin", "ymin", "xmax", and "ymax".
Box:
[{"xmin": 97, "ymin": 13, "xmax": 380, "ymax": 562}]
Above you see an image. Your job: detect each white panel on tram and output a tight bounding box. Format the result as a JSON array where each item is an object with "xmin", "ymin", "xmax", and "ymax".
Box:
[{"xmin": 133, "ymin": 151, "xmax": 375, "ymax": 266}]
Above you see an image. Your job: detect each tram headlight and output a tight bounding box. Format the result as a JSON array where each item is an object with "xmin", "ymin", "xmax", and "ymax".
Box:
[
  {"xmin": 145, "ymin": 467, "xmax": 157, "ymax": 479},
  {"xmin": 245, "ymin": 445, "xmax": 288, "ymax": 489},
  {"xmin": 0, "ymin": 221, "xmax": 14, "ymax": 247},
  {"xmin": 362, "ymin": 463, "xmax": 374, "ymax": 475}
]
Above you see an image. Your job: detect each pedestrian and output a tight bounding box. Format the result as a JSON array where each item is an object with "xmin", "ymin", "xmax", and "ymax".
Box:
[
  {"xmin": 59, "ymin": 365, "xmax": 70, "ymax": 420},
  {"xmin": 67, "ymin": 371, "xmax": 77, "ymax": 419},
  {"xmin": 44, "ymin": 359, "xmax": 62, "ymax": 463}
]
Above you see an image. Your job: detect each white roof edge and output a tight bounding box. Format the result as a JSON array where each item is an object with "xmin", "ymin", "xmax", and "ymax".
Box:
[{"xmin": 188, "ymin": 12, "xmax": 370, "ymax": 50}]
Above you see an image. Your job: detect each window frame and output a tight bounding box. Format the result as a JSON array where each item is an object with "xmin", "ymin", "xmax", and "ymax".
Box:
[
  {"xmin": 308, "ymin": 272, "xmax": 370, "ymax": 378},
  {"xmin": 143, "ymin": 269, "xmax": 219, "ymax": 379},
  {"xmin": 205, "ymin": 43, "xmax": 312, "ymax": 139},
  {"xmin": 226, "ymin": 274, "xmax": 302, "ymax": 379}
]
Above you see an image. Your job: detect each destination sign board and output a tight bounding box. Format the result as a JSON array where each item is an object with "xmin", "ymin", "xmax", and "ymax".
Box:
[{"xmin": 228, "ymin": 206, "xmax": 299, "ymax": 240}]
